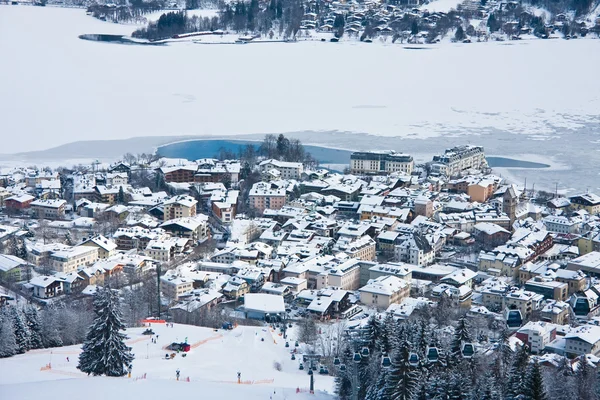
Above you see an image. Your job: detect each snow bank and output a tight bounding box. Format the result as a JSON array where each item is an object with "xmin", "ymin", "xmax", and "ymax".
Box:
[{"xmin": 420, "ymin": 0, "xmax": 464, "ymax": 13}]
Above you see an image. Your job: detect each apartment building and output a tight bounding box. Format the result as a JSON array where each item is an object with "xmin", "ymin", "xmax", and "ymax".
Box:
[
  {"xmin": 259, "ymin": 159, "xmax": 303, "ymax": 180},
  {"xmin": 316, "ymin": 258, "xmax": 362, "ymax": 290},
  {"xmin": 359, "ymin": 275, "xmax": 410, "ymax": 309},
  {"xmin": 30, "ymin": 199, "xmax": 67, "ymax": 219},
  {"xmin": 160, "ymin": 274, "xmax": 194, "ymax": 301},
  {"xmin": 430, "ymin": 145, "xmax": 485, "ymax": 177},
  {"xmin": 350, "ymin": 151, "xmax": 414, "ymax": 175},
  {"xmin": 163, "ymin": 195, "xmax": 197, "ymax": 221},
  {"xmin": 333, "ymin": 235, "xmax": 376, "ymax": 261},
  {"xmin": 249, "ymin": 182, "xmax": 286, "ymax": 212},
  {"xmin": 49, "ymin": 246, "xmax": 99, "ymax": 273}
]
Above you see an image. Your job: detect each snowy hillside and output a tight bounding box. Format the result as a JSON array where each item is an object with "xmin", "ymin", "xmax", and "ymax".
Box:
[{"xmin": 0, "ymin": 323, "xmax": 336, "ymax": 399}]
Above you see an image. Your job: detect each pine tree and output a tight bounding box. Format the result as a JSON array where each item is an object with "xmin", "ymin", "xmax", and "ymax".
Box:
[
  {"xmin": 385, "ymin": 342, "xmax": 420, "ymax": 400},
  {"xmin": 77, "ymin": 287, "xmax": 134, "ymax": 376},
  {"xmin": 366, "ymin": 366, "xmax": 389, "ymax": 400},
  {"xmin": 117, "ymin": 186, "xmax": 125, "ymax": 204},
  {"xmin": 24, "ymin": 305, "xmax": 44, "ymax": 349},
  {"xmin": 448, "ymin": 364, "xmax": 472, "ymax": 400},
  {"xmin": 365, "ymin": 315, "xmax": 382, "ymax": 351},
  {"xmin": 0, "ymin": 316, "xmax": 17, "ymax": 358},
  {"xmin": 335, "ymin": 346, "xmax": 353, "ymax": 399},
  {"xmin": 450, "ymin": 316, "xmax": 472, "ymax": 363},
  {"xmin": 575, "ymin": 355, "xmax": 597, "ymax": 400},
  {"xmin": 505, "ymin": 344, "xmax": 529, "ymax": 400},
  {"xmin": 455, "ymin": 26, "xmax": 465, "ymax": 41},
  {"xmin": 9, "ymin": 307, "xmax": 30, "ymax": 354},
  {"xmin": 523, "ymin": 361, "xmax": 547, "ymax": 400},
  {"xmin": 41, "ymin": 307, "xmax": 63, "ymax": 348}
]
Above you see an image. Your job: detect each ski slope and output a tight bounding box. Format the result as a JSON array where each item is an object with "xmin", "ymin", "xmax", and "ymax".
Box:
[{"xmin": 0, "ymin": 323, "xmax": 336, "ymax": 399}]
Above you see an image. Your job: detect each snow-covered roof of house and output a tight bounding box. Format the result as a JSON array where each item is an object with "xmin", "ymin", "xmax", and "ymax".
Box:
[
  {"xmin": 440, "ymin": 268, "xmax": 477, "ymax": 285},
  {"xmin": 83, "ymin": 235, "xmax": 118, "ymax": 252},
  {"xmin": 0, "ymin": 254, "xmax": 27, "ymax": 272},
  {"xmin": 163, "ymin": 195, "xmax": 197, "ymax": 208},
  {"xmin": 243, "ymin": 293, "xmax": 285, "ymax": 314},
  {"xmin": 161, "ymin": 215, "xmax": 208, "ymax": 232},
  {"xmin": 565, "ymin": 325, "xmax": 600, "ymax": 345},
  {"xmin": 473, "ymin": 222, "xmax": 510, "ymax": 236},
  {"xmin": 359, "ymin": 275, "xmax": 409, "ymax": 296},
  {"xmin": 29, "ymin": 275, "xmax": 62, "ymax": 288},
  {"xmin": 6, "ymin": 193, "xmax": 35, "ymax": 203}
]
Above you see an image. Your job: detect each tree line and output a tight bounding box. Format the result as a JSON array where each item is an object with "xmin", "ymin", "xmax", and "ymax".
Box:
[
  {"xmin": 0, "ymin": 302, "xmax": 93, "ymax": 358},
  {"xmin": 132, "ymin": 0, "xmax": 305, "ymax": 40},
  {"xmin": 332, "ymin": 308, "xmax": 598, "ymax": 400}
]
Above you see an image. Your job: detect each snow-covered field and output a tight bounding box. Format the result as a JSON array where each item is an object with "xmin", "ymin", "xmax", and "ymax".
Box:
[
  {"xmin": 1, "ymin": 5, "xmax": 599, "ymax": 155},
  {"xmin": 0, "ymin": 323, "xmax": 335, "ymax": 399}
]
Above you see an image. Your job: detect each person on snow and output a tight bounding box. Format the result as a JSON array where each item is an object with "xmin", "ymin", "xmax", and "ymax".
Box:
[{"xmin": 176, "ymin": 369, "xmax": 180, "ymax": 381}]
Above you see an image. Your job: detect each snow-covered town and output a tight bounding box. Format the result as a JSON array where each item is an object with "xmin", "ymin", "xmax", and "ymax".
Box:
[{"xmin": 1, "ymin": 135, "xmax": 600, "ymax": 398}]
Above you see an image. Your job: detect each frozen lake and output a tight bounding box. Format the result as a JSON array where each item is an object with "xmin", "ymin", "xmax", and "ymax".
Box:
[{"xmin": 0, "ymin": 6, "xmax": 599, "ymax": 192}]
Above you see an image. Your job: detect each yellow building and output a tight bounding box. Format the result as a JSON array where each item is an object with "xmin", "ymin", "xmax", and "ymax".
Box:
[
  {"xmin": 359, "ymin": 275, "xmax": 410, "ymax": 310},
  {"xmin": 570, "ymin": 193, "xmax": 600, "ymax": 215}
]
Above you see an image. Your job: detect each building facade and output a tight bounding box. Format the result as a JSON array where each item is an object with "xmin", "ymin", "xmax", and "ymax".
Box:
[{"xmin": 350, "ymin": 151, "xmax": 414, "ymax": 175}]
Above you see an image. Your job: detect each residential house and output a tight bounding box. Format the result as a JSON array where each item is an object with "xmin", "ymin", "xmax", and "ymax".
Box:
[
  {"xmin": 570, "ymin": 193, "xmax": 600, "ymax": 215},
  {"xmin": 222, "ymin": 276, "xmax": 250, "ymax": 299},
  {"xmin": 472, "ymin": 223, "xmax": 511, "ymax": 249},
  {"xmin": 48, "ymin": 246, "xmax": 99, "ymax": 273},
  {"xmin": 4, "ymin": 194, "xmax": 34, "ymax": 211},
  {"xmin": 170, "ymin": 288, "xmax": 223, "ymax": 324},
  {"xmin": 29, "ymin": 275, "xmax": 64, "ymax": 299},
  {"xmin": 565, "ymin": 325, "xmax": 600, "ymax": 357},
  {"xmin": 259, "ymin": 159, "xmax": 303, "ymax": 180},
  {"xmin": 161, "ymin": 215, "xmax": 209, "ymax": 242},
  {"xmin": 81, "ymin": 235, "xmax": 118, "ymax": 259},
  {"xmin": 395, "ymin": 233, "xmax": 435, "ymax": 266},
  {"xmin": 159, "ymin": 165, "xmax": 198, "ymax": 183},
  {"xmin": 0, "ymin": 254, "xmax": 27, "ymax": 281}
]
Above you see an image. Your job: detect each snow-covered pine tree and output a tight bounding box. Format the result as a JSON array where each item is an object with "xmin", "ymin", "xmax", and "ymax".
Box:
[
  {"xmin": 334, "ymin": 346, "xmax": 354, "ymax": 400},
  {"xmin": 41, "ymin": 306, "xmax": 63, "ymax": 348},
  {"xmin": 385, "ymin": 341, "xmax": 420, "ymax": 400},
  {"xmin": 366, "ymin": 365, "xmax": 389, "ymax": 400},
  {"xmin": 77, "ymin": 287, "xmax": 134, "ymax": 376},
  {"xmin": 448, "ymin": 365, "xmax": 472, "ymax": 400},
  {"xmin": 0, "ymin": 314, "xmax": 17, "ymax": 358},
  {"xmin": 24, "ymin": 305, "xmax": 44, "ymax": 349},
  {"xmin": 364, "ymin": 314, "xmax": 382, "ymax": 351},
  {"xmin": 523, "ymin": 361, "xmax": 547, "ymax": 400},
  {"xmin": 505, "ymin": 344, "xmax": 529, "ymax": 400},
  {"xmin": 575, "ymin": 355, "xmax": 597, "ymax": 400},
  {"xmin": 9, "ymin": 307, "xmax": 30, "ymax": 354},
  {"xmin": 469, "ymin": 371, "xmax": 501, "ymax": 400},
  {"xmin": 451, "ymin": 316, "xmax": 472, "ymax": 356},
  {"xmin": 544, "ymin": 355, "xmax": 575, "ymax": 400}
]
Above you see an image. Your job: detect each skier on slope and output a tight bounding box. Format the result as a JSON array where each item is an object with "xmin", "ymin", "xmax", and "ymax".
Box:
[{"xmin": 176, "ymin": 369, "xmax": 180, "ymax": 381}]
